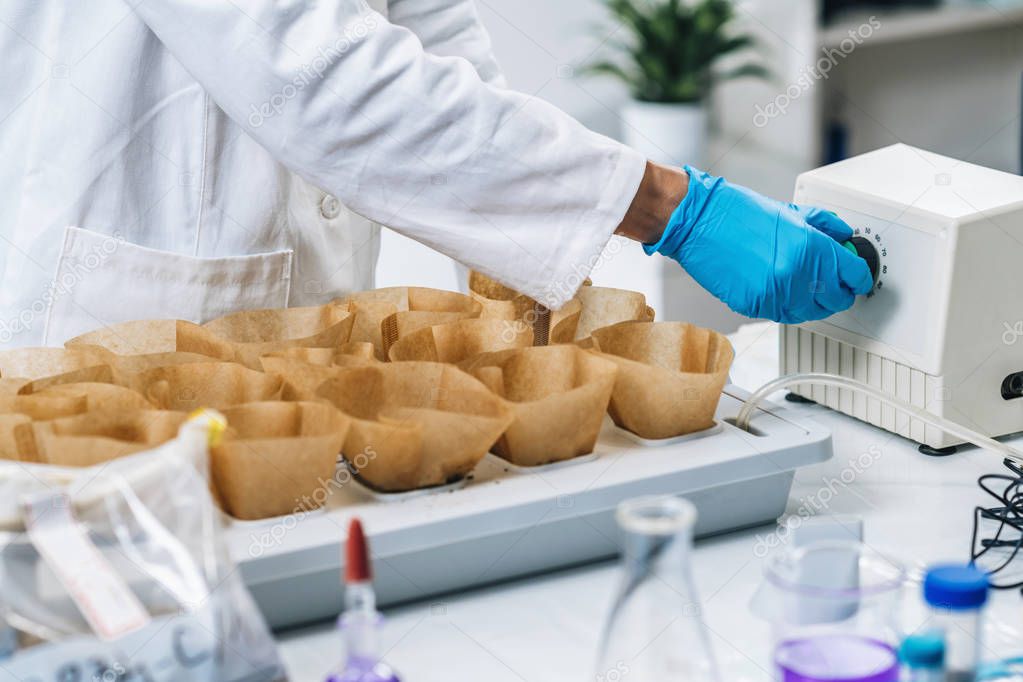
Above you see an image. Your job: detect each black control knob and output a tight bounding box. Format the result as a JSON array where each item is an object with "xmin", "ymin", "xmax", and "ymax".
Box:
[
  {"xmin": 1002, "ymin": 372, "xmax": 1023, "ymax": 400},
  {"xmin": 844, "ymin": 236, "xmax": 880, "ymax": 286}
]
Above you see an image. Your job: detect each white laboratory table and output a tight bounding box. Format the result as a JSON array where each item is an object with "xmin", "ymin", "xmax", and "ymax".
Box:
[{"xmin": 276, "ymin": 323, "xmax": 1023, "ymax": 682}]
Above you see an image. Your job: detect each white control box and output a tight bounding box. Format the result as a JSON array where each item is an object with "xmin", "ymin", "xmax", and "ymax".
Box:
[{"xmin": 782, "ymin": 144, "xmax": 1023, "ymax": 451}]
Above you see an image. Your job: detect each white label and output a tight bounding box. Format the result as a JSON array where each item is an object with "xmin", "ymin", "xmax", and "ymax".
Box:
[{"xmin": 22, "ymin": 492, "xmax": 152, "ymax": 641}]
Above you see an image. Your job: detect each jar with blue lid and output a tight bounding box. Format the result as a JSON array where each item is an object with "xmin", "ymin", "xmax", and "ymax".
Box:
[{"xmin": 923, "ymin": 564, "xmax": 990, "ymax": 682}]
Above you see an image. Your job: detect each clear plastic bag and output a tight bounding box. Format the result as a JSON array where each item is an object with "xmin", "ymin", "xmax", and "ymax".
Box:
[{"xmin": 0, "ymin": 412, "xmax": 286, "ymax": 681}]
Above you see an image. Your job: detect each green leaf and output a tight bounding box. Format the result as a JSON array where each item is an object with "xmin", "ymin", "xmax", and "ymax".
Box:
[
  {"xmin": 583, "ymin": 0, "xmax": 769, "ymax": 104},
  {"xmin": 718, "ymin": 63, "xmax": 772, "ymax": 81},
  {"xmin": 582, "ymin": 61, "xmax": 636, "ymax": 85}
]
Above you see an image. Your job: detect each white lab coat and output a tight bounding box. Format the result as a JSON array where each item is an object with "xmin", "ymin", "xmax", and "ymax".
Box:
[{"xmin": 0, "ymin": 0, "xmax": 645, "ymax": 349}]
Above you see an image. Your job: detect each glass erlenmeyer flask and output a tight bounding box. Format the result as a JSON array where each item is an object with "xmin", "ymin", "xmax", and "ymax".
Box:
[{"xmin": 595, "ymin": 496, "xmax": 719, "ymax": 682}]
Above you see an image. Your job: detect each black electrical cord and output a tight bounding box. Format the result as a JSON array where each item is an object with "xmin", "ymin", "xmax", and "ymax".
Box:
[{"xmin": 970, "ymin": 457, "xmax": 1023, "ymax": 593}]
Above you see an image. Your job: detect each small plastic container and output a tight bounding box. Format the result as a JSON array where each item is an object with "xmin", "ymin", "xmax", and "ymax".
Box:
[{"xmin": 923, "ymin": 564, "xmax": 990, "ymax": 682}]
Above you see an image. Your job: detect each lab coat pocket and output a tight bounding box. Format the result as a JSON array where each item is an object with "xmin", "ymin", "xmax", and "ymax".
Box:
[{"xmin": 43, "ymin": 226, "xmax": 293, "ymax": 346}]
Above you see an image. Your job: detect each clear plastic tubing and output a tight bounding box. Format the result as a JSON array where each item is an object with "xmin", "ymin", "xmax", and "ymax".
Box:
[{"xmin": 734, "ymin": 373, "xmax": 1023, "ymax": 461}]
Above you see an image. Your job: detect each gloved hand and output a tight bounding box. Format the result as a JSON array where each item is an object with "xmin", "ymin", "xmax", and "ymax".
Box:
[{"xmin": 645, "ymin": 166, "xmax": 873, "ymax": 323}]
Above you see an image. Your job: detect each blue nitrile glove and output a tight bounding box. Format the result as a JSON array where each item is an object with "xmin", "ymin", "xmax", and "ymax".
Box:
[{"xmin": 645, "ymin": 166, "xmax": 873, "ymax": 323}]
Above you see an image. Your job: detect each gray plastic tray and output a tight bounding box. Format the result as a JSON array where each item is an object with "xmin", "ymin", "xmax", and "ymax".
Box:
[{"xmin": 227, "ymin": 385, "xmax": 832, "ymax": 629}]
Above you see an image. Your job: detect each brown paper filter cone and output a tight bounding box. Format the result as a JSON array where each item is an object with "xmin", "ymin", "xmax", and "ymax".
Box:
[
  {"xmin": 92, "ymin": 350, "xmax": 219, "ymax": 385},
  {"xmin": 0, "ymin": 414, "xmax": 33, "ymax": 461},
  {"xmin": 10, "ymin": 365, "xmax": 116, "ymax": 395},
  {"xmin": 260, "ymin": 355, "xmax": 345, "ymax": 401},
  {"xmin": 466, "ymin": 345, "xmax": 618, "ymax": 466},
  {"xmin": 201, "ymin": 304, "xmax": 356, "ymax": 368},
  {"xmin": 335, "ymin": 342, "xmax": 378, "ymax": 364},
  {"xmin": 263, "ymin": 347, "xmax": 337, "ymax": 366},
  {"xmin": 467, "ymin": 271, "xmax": 534, "ymax": 320},
  {"xmin": 108, "ymin": 351, "xmax": 223, "ymax": 374},
  {"xmin": 549, "ymin": 299, "xmax": 584, "ymax": 344},
  {"xmin": 28, "ymin": 410, "xmax": 188, "ymax": 467},
  {"xmin": 68, "ymin": 316, "xmax": 352, "ymax": 371},
  {"xmin": 128, "ymin": 362, "xmax": 283, "ymax": 411},
  {"xmin": 66, "ymin": 319, "xmax": 236, "ymax": 360},
  {"xmin": 344, "ymin": 287, "xmax": 482, "ymax": 359},
  {"xmin": 344, "ymin": 300, "xmax": 398, "ymax": 360},
  {"xmin": 0, "ymin": 347, "xmax": 110, "ymax": 381},
  {"xmin": 316, "ymin": 363, "xmax": 513, "ymax": 492},
  {"xmin": 588, "ymin": 322, "xmax": 733, "ymax": 440},
  {"xmin": 211, "ymin": 401, "xmax": 350, "ymax": 520},
  {"xmin": 260, "ymin": 344, "xmax": 381, "ymax": 399},
  {"xmin": 467, "ymin": 271, "xmax": 582, "ymax": 344},
  {"xmin": 203, "ymin": 303, "xmax": 350, "ymax": 341},
  {"xmin": 67, "ymin": 319, "xmax": 177, "ymax": 354},
  {"xmin": 0, "ymin": 379, "xmax": 30, "ymax": 413},
  {"xmin": 387, "ymin": 318, "xmax": 532, "ymax": 363},
  {"xmin": 380, "ymin": 310, "xmax": 485, "ymax": 357},
  {"xmin": 265, "ymin": 343, "xmax": 378, "ymax": 366},
  {"xmin": 13, "ymin": 383, "xmax": 154, "ymax": 420},
  {"xmin": 574, "ymin": 286, "xmax": 655, "ymax": 340}
]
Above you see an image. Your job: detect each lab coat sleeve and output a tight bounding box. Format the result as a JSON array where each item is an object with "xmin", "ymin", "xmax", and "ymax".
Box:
[
  {"xmin": 388, "ymin": 0, "xmax": 506, "ymax": 86},
  {"xmin": 130, "ymin": 0, "xmax": 646, "ymax": 309}
]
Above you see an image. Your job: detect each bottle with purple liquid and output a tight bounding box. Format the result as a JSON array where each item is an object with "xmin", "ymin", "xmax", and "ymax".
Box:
[{"xmin": 326, "ymin": 519, "xmax": 401, "ymax": 682}]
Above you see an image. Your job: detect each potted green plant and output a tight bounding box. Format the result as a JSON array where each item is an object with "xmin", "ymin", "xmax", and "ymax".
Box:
[{"xmin": 586, "ymin": 0, "xmax": 768, "ymax": 166}]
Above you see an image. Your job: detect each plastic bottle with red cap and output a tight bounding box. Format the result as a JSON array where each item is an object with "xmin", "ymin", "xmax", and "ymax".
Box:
[{"xmin": 325, "ymin": 518, "xmax": 401, "ymax": 682}]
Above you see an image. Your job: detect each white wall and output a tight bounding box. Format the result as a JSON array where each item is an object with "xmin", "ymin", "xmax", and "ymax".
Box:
[{"xmin": 830, "ymin": 25, "xmax": 1022, "ymax": 174}]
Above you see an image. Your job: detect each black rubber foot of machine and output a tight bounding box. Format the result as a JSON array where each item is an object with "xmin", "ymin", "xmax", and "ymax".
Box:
[
  {"xmin": 917, "ymin": 443, "xmax": 958, "ymax": 457},
  {"xmin": 785, "ymin": 393, "xmax": 959, "ymax": 456}
]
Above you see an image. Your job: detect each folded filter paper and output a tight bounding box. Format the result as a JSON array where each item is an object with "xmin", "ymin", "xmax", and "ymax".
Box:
[
  {"xmin": 587, "ymin": 321, "xmax": 733, "ymax": 440},
  {"xmin": 68, "ymin": 311, "xmax": 356, "ymax": 371},
  {"xmin": 128, "ymin": 362, "xmax": 283, "ymax": 411},
  {"xmin": 25, "ymin": 409, "xmax": 189, "ymax": 466},
  {"xmin": 0, "ymin": 347, "xmax": 112, "ymax": 381},
  {"xmin": 465, "ymin": 345, "xmax": 618, "ymax": 467},
  {"xmin": 574, "ymin": 286, "xmax": 656, "ymax": 340},
  {"xmin": 467, "ymin": 271, "xmax": 582, "ymax": 344},
  {"xmin": 211, "ymin": 401, "xmax": 349, "ymax": 520},
  {"xmin": 8, "ymin": 382, "xmax": 155, "ymax": 420},
  {"xmin": 343, "ymin": 287, "xmax": 482, "ymax": 359},
  {"xmin": 316, "ymin": 362, "xmax": 513, "ymax": 493},
  {"xmin": 387, "ymin": 318, "xmax": 533, "ymax": 363},
  {"xmin": 202, "ymin": 303, "xmax": 357, "ymax": 368}
]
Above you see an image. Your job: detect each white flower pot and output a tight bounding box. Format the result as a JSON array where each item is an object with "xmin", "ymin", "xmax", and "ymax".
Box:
[{"xmin": 620, "ymin": 100, "xmax": 707, "ymax": 168}]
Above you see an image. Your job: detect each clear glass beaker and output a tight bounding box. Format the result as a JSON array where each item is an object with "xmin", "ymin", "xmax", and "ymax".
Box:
[
  {"xmin": 595, "ymin": 495, "xmax": 719, "ymax": 682},
  {"xmin": 752, "ymin": 540, "xmax": 906, "ymax": 682}
]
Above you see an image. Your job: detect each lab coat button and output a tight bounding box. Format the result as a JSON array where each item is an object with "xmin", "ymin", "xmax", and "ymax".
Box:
[{"xmin": 319, "ymin": 194, "xmax": 342, "ymax": 220}]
